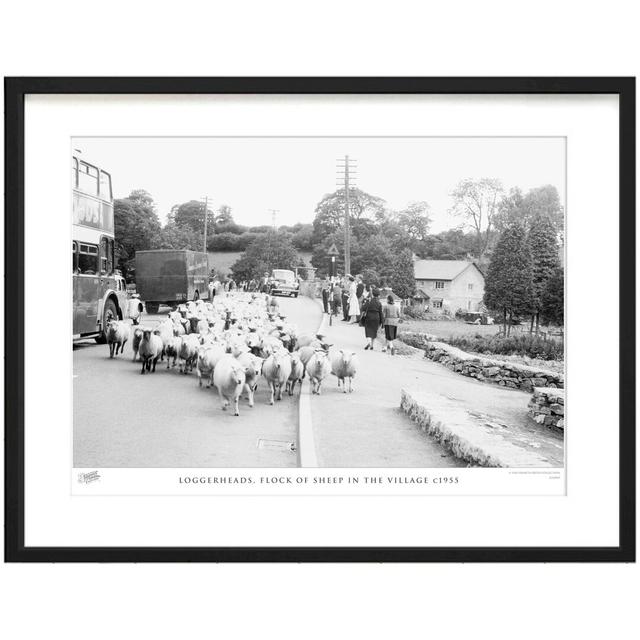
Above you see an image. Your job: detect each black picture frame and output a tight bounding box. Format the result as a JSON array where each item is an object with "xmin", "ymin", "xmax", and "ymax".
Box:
[{"xmin": 4, "ymin": 77, "xmax": 636, "ymax": 563}]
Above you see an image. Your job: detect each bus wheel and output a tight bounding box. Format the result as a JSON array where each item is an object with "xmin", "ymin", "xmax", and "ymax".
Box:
[
  {"xmin": 145, "ymin": 302, "xmax": 159, "ymax": 314},
  {"xmin": 95, "ymin": 298, "xmax": 118, "ymax": 343}
]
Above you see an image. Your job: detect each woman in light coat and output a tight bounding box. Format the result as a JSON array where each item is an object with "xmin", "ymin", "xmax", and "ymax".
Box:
[
  {"xmin": 382, "ymin": 294, "xmax": 401, "ymax": 354},
  {"xmin": 347, "ymin": 275, "xmax": 360, "ymax": 323}
]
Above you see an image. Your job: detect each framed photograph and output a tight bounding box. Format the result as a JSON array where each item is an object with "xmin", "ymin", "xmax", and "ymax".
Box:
[{"xmin": 4, "ymin": 77, "xmax": 635, "ymax": 562}]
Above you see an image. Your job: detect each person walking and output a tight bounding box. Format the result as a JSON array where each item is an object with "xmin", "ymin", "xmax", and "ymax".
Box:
[
  {"xmin": 331, "ymin": 281, "xmax": 342, "ymax": 317},
  {"xmin": 341, "ymin": 281, "xmax": 350, "ymax": 321},
  {"xmin": 382, "ymin": 294, "xmax": 401, "ymax": 354},
  {"xmin": 321, "ymin": 278, "xmax": 330, "ymax": 313},
  {"xmin": 347, "ymin": 275, "xmax": 360, "ymax": 323},
  {"xmin": 356, "ymin": 276, "xmax": 364, "ymax": 306},
  {"xmin": 361, "ymin": 288, "xmax": 384, "ymax": 350}
]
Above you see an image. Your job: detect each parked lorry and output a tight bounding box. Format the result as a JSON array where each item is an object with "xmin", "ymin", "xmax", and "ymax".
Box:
[{"xmin": 135, "ymin": 250, "xmax": 209, "ymax": 314}]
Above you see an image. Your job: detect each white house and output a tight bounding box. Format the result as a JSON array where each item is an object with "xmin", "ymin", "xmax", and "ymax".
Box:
[{"xmin": 413, "ymin": 260, "xmax": 485, "ymax": 313}]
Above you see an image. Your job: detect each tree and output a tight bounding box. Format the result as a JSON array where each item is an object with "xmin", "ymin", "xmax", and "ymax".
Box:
[
  {"xmin": 230, "ymin": 231, "xmax": 299, "ymax": 282},
  {"xmin": 495, "ymin": 185, "xmax": 564, "ymax": 240},
  {"xmin": 155, "ymin": 223, "xmax": 201, "ymax": 250},
  {"xmin": 483, "ymin": 224, "xmax": 534, "ymax": 335},
  {"xmin": 387, "ymin": 249, "xmax": 416, "ymax": 299},
  {"xmin": 494, "ymin": 187, "xmax": 525, "ymax": 233},
  {"xmin": 449, "ymin": 178, "xmax": 504, "ymax": 262},
  {"xmin": 311, "ymin": 188, "xmax": 387, "ymax": 245},
  {"xmin": 540, "ymin": 266, "xmax": 564, "ymax": 326},
  {"xmin": 527, "ymin": 216, "xmax": 561, "ymax": 331},
  {"xmin": 113, "ymin": 190, "xmax": 162, "ymax": 279},
  {"xmin": 291, "ymin": 223, "xmax": 314, "ymax": 251},
  {"xmin": 170, "ymin": 200, "xmax": 215, "ymax": 234},
  {"xmin": 419, "ymin": 228, "xmax": 478, "ymax": 260},
  {"xmin": 396, "ymin": 201, "xmax": 432, "ymax": 245}
]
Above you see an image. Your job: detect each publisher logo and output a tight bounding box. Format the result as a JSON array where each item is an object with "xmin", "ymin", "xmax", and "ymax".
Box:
[{"xmin": 78, "ymin": 470, "xmax": 101, "ymax": 484}]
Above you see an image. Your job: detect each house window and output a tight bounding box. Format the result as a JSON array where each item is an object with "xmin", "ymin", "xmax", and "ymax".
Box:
[
  {"xmin": 468, "ymin": 283, "xmax": 474, "ymax": 291},
  {"xmin": 432, "ymin": 299, "xmax": 443, "ymax": 309},
  {"xmin": 435, "ymin": 281, "xmax": 445, "ymax": 289}
]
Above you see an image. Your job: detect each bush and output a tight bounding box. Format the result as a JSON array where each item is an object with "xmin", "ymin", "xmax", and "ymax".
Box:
[
  {"xmin": 402, "ymin": 305, "xmax": 427, "ymax": 320},
  {"xmin": 443, "ymin": 333, "xmax": 564, "ymax": 361}
]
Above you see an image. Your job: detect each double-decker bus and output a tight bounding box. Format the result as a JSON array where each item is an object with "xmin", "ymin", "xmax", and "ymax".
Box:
[{"xmin": 72, "ymin": 155, "xmax": 142, "ymax": 341}]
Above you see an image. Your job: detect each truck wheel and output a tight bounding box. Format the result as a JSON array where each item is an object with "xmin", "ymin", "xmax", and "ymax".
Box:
[
  {"xmin": 293, "ymin": 292, "xmax": 299, "ymax": 298},
  {"xmin": 145, "ymin": 302, "xmax": 160, "ymax": 314},
  {"xmin": 95, "ymin": 298, "xmax": 118, "ymax": 343}
]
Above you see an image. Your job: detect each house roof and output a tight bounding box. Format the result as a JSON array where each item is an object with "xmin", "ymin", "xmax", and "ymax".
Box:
[{"xmin": 413, "ymin": 260, "xmax": 482, "ymax": 281}]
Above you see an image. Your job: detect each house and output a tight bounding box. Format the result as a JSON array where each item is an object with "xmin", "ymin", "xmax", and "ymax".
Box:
[{"xmin": 413, "ymin": 260, "xmax": 485, "ymax": 313}]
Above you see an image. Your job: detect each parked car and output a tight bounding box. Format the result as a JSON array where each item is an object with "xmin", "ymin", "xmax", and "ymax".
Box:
[
  {"xmin": 269, "ymin": 269, "xmax": 299, "ymax": 298},
  {"xmin": 456, "ymin": 310, "xmax": 494, "ymax": 325}
]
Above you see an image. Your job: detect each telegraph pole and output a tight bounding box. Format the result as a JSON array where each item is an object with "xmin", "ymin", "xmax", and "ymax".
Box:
[
  {"xmin": 268, "ymin": 209, "xmax": 279, "ymax": 231},
  {"xmin": 201, "ymin": 195, "xmax": 210, "ymax": 254},
  {"xmin": 337, "ymin": 155, "xmax": 357, "ymax": 275}
]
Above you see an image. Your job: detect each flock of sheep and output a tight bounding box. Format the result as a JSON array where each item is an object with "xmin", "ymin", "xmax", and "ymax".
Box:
[{"xmin": 105, "ymin": 292, "xmax": 358, "ymax": 416}]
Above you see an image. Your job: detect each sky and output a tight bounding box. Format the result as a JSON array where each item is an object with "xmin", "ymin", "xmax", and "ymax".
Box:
[{"xmin": 74, "ymin": 137, "xmax": 566, "ymax": 233}]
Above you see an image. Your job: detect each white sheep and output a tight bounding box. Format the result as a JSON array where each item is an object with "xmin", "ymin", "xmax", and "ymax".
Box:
[
  {"xmin": 262, "ymin": 350, "xmax": 292, "ymax": 404},
  {"xmin": 106, "ymin": 320, "xmax": 130, "ymax": 358},
  {"xmin": 236, "ymin": 351, "xmax": 263, "ymax": 407},
  {"xmin": 213, "ymin": 355, "xmax": 247, "ymax": 416},
  {"xmin": 307, "ymin": 350, "xmax": 331, "ymax": 395},
  {"xmin": 286, "ymin": 351, "xmax": 304, "ymax": 396},
  {"xmin": 331, "ymin": 349, "xmax": 358, "ymax": 393}
]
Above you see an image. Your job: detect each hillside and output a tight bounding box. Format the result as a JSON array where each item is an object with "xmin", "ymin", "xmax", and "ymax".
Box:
[{"xmin": 208, "ymin": 250, "xmax": 313, "ymax": 277}]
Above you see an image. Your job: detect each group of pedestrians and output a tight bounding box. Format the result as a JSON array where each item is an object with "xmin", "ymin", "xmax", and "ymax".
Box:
[
  {"xmin": 320, "ymin": 274, "xmax": 400, "ymax": 354},
  {"xmin": 207, "ymin": 273, "xmax": 273, "ymax": 301}
]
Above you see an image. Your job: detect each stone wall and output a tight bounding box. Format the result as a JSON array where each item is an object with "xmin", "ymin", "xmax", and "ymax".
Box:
[
  {"xmin": 528, "ymin": 388, "xmax": 565, "ymax": 430},
  {"xmin": 421, "ymin": 340, "xmax": 564, "ymax": 391}
]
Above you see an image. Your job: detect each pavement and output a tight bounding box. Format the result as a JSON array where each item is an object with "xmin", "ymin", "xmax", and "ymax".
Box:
[
  {"xmin": 308, "ymin": 304, "xmax": 563, "ymax": 467},
  {"xmin": 73, "ymin": 295, "xmax": 321, "ymax": 468}
]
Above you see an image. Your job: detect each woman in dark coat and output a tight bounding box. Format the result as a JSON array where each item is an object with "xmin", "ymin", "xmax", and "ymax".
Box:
[{"xmin": 361, "ymin": 289, "xmax": 384, "ymax": 350}]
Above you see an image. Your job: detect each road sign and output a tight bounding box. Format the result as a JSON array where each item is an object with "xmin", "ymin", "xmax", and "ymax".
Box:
[{"xmin": 327, "ymin": 243, "xmax": 339, "ymax": 256}]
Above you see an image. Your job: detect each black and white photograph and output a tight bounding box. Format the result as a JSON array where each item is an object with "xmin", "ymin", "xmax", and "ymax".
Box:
[{"xmin": 72, "ymin": 136, "xmax": 566, "ymax": 472}]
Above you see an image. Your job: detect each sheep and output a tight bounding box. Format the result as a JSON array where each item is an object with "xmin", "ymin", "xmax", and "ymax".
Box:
[
  {"xmin": 196, "ymin": 344, "xmax": 226, "ymax": 388},
  {"xmin": 106, "ymin": 320, "xmax": 130, "ymax": 358},
  {"xmin": 196, "ymin": 319, "xmax": 209, "ymax": 335},
  {"xmin": 236, "ymin": 352, "xmax": 263, "ymax": 407},
  {"xmin": 286, "ymin": 351, "xmax": 304, "ymax": 396},
  {"xmin": 178, "ymin": 334, "xmax": 200, "ymax": 374},
  {"xmin": 307, "ymin": 350, "xmax": 331, "ymax": 395},
  {"xmin": 139, "ymin": 329, "xmax": 163, "ymax": 374},
  {"xmin": 331, "ymin": 349, "xmax": 358, "ymax": 393},
  {"xmin": 213, "ymin": 355, "xmax": 247, "ymax": 416},
  {"xmin": 262, "ymin": 350, "xmax": 292, "ymax": 404},
  {"xmin": 164, "ymin": 335, "xmax": 182, "ymax": 369},
  {"xmin": 131, "ymin": 327, "xmax": 144, "ymax": 362}
]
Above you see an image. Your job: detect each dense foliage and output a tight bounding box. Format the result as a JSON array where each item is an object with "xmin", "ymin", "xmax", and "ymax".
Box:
[
  {"xmin": 483, "ymin": 223, "xmax": 534, "ymax": 333},
  {"xmin": 229, "ymin": 232, "xmax": 300, "ymax": 282}
]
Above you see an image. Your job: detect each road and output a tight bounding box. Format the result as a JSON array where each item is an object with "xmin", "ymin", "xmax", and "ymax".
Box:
[
  {"xmin": 73, "ymin": 295, "xmax": 320, "ymax": 468},
  {"xmin": 73, "ymin": 294, "xmax": 561, "ymax": 468}
]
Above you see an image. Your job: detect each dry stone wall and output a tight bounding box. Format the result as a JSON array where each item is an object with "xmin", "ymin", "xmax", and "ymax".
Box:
[
  {"xmin": 421, "ymin": 340, "xmax": 564, "ymax": 392},
  {"xmin": 528, "ymin": 388, "xmax": 565, "ymax": 430}
]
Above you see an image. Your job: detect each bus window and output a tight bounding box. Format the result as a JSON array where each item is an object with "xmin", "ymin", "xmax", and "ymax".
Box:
[
  {"xmin": 100, "ymin": 237, "xmax": 108, "ymax": 274},
  {"xmin": 99, "ymin": 237, "xmax": 114, "ymax": 274},
  {"xmin": 72, "ymin": 241, "xmax": 78, "ymax": 273},
  {"xmin": 78, "ymin": 243, "xmax": 99, "ymax": 275},
  {"xmin": 99, "ymin": 171, "xmax": 112, "ymax": 201},
  {"xmin": 78, "ymin": 161, "xmax": 99, "ymax": 196},
  {"xmin": 72, "ymin": 157, "xmax": 78, "ymax": 188}
]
